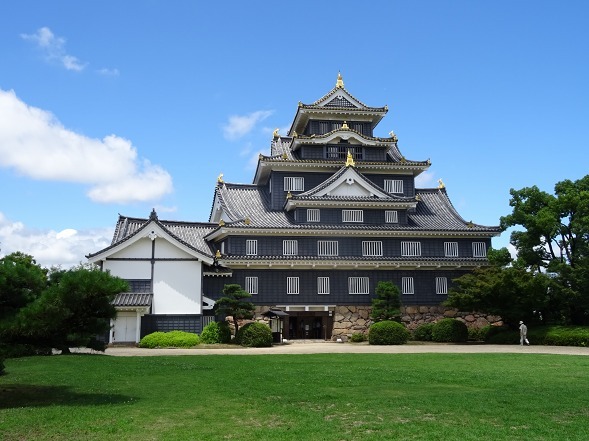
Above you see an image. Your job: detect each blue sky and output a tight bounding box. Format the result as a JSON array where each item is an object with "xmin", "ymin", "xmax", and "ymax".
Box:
[{"xmin": 1, "ymin": 1, "xmax": 587, "ymax": 267}]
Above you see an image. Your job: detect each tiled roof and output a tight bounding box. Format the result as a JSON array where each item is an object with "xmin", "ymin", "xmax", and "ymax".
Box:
[
  {"xmin": 308, "ymin": 86, "xmax": 386, "ymax": 112},
  {"xmin": 88, "ymin": 215, "xmax": 218, "ymax": 259},
  {"xmin": 212, "ymin": 183, "xmax": 500, "ymax": 233},
  {"xmin": 113, "ymin": 293, "xmax": 153, "ymax": 307}
]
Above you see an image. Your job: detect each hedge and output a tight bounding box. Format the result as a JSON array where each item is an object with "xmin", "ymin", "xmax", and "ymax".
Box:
[{"xmin": 139, "ymin": 331, "xmax": 200, "ymax": 348}]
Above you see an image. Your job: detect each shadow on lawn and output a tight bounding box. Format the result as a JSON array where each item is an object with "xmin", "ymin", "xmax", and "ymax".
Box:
[{"xmin": 0, "ymin": 384, "xmax": 135, "ymax": 409}]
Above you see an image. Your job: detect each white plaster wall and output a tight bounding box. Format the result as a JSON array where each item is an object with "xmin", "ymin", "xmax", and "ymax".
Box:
[
  {"xmin": 153, "ymin": 260, "xmax": 202, "ymax": 314},
  {"xmin": 104, "ymin": 260, "xmax": 151, "ymax": 280},
  {"xmin": 112, "ymin": 236, "xmax": 153, "ymax": 258}
]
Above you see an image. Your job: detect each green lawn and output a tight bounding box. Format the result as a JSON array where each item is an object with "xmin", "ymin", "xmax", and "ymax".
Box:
[{"xmin": 1, "ymin": 353, "xmax": 589, "ymax": 440}]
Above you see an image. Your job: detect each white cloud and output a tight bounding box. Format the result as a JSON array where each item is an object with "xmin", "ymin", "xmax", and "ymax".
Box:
[
  {"xmin": 21, "ymin": 27, "xmax": 87, "ymax": 72},
  {"xmin": 97, "ymin": 67, "xmax": 120, "ymax": 76},
  {"xmin": 414, "ymin": 170, "xmax": 436, "ymax": 188},
  {"xmin": 0, "ymin": 89, "xmax": 173, "ymax": 203},
  {"xmin": 0, "ymin": 212, "xmax": 113, "ymax": 269},
  {"xmin": 222, "ymin": 110, "xmax": 273, "ymax": 140}
]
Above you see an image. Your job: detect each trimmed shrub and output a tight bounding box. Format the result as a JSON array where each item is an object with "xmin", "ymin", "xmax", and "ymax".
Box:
[
  {"xmin": 350, "ymin": 332, "xmax": 367, "ymax": 343},
  {"xmin": 368, "ymin": 320, "xmax": 410, "ymax": 345},
  {"xmin": 235, "ymin": 322, "xmax": 272, "ymax": 348},
  {"xmin": 200, "ymin": 321, "xmax": 232, "ymax": 344},
  {"xmin": 412, "ymin": 323, "xmax": 435, "ymax": 341},
  {"xmin": 139, "ymin": 331, "xmax": 200, "ymax": 348},
  {"xmin": 432, "ymin": 318, "xmax": 468, "ymax": 343}
]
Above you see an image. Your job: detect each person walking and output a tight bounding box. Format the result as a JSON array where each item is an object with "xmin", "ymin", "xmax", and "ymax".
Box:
[{"xmin": 519, "ymin": 321, "xmax": 529, "ymax": 345}]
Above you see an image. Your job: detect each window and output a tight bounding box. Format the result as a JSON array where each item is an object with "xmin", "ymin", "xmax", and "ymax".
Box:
[
  {"xmin": 402, "ymin": 277, "xmax": 414, "ymax": 295},
  {"xmin": 436, "ymin": 277, "xmax": 448, "ymax": 295},
  {"xmin": 342, "ymin": 209, "xmax": 363, "ymax": 223},
  {"xmin": 246, "ymin": 239, "xmax": 257, "ymax": 256},
  {"xmin": 284, "ymin": 177, "xmax": 304, "ymax": 192},
  {"xmin": 326, "ymin": 145, "xmax": 363, "ymax": 160},
  {"xmin": 444, "ymin": 242, "xmax": 458, "ymax": 257},
  {"xmin": 349, "ymin": 277, "xmax": 369, "ymax": 295},
  {"xmin": 385, "ymin": 210, "xmax": 399, "ymax": 223},
  {"xmin": 283, "ymin": 240, "xmax": 298, "ymax": 256},
  {"xmin": 384, "ymin": 179, "xmax": 404, "ymax": 194},
  {"xmin": 318, "ymin": 277, "xmax": 330, "ymax": 295},
  {"xmin": 307, "ymin": 209, "xmax": 320, "ymax": 222},
  {"xmin": 473, "ymin": 242, "xmax": 487, "ymax": 257},
  {"xmin": 362, "ymin": 241, "xmax": 383, "ymax": 257},
  {"xmin": 245, "ymin": 277, "xmax": 258, "ymax": 295},
  {"xmin": 318, "ymin": 240, "xmax": 338, "ymax": 256},
  {"xmin": 127, "ymin": 279, "xmax": 151, "ymax": 293},
  {"xmin": 401, "ymin": 241, "xmax": 421, "ymax": 257},
  {"xmin": 287, "ymin": 277, "xmax": 299, "ymax": 295}
]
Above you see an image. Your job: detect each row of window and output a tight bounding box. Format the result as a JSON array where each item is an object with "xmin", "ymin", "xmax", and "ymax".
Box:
[
  {"xmin": 245, "ymin": 239, "xmax": 487, "ymax": 258},
  {"xmin": 244, "ymin": 276, "xmax": 449, "ymax": 296},
  {"xmin": 284, "ymin": 177, "xmax": 404, "ymax": 194},
  {"xmin": 305, "ymin": 208, "xmax": 400, "ymax": 224}
]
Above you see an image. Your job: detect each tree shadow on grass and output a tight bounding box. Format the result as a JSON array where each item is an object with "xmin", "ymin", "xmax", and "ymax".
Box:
[{"xmin": 0, "ymin": 384, "xmax": 135, "ymax": 409}]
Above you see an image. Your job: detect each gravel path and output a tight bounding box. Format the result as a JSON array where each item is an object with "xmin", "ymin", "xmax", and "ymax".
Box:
[{"xmin": 98, "ymin": 342, "xmax": 589, "ymax": 357}]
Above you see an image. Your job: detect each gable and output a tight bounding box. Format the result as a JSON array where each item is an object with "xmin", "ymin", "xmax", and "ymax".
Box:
[{"xmin": 313, "ymin": 168, "xmax": 390, "ymax": 199}]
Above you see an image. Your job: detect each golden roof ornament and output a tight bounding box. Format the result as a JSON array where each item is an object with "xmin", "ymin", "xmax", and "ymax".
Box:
[
  {"xmin": 345, "ymin": 150, "xmax": 355, "ymax": 167},
  {"xmin": 273, "ymin": 128, "xmax": 280, "ymax": 138},
  {"xmin": 291, "ymin": 130, "xmax": 298, "ymax": 138},
  {"xmin": 437, "ymin": 178, "xmax": 445, "ymax": 189},
  {"xmin": 467, "ymin": 221, "xmax": 475, "ymax": 228},
  {"xmin": 389, "ymin": 130, "xmax": 398, "ymax": 142},
  {"xmin": 341, "ymin": 121, "xmax": 349, "ymax": 130},
  {"xmin": 215, "ymin": 250, "xmax": 222, "ymax": 259},
  {"xmin": 400, "ymin": 156, "xmax": 407, "ymax": 163},
  {"xmin": 217, "ymin": 173, "xmax": 224, "ymax": 184},
  {"xmin": 286, "ymin": 191, "xmax": 292, "ymax": 199},
  {"xmin": 219, "ymin": 219, "xmax": 225, "ymax": 226},
  {"xmin": 244, "ymin": 217, "xmax": 251, "ymax": 225},
  {"xmin": 281, "ymin": 152, "xmax": 288, "ymax": 160},
  {"xmin": 336, "ymin": 72, "xmax": 344, "ymax": 89},
  {"xmin": 415, "ymin": 194, "xmax": 421, "ymax": 201}
]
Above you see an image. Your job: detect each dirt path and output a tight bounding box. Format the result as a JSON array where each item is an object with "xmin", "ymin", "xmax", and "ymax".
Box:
[{"xmin": 98, "ymin": 342, "xmax": 589, "ymax": 357}]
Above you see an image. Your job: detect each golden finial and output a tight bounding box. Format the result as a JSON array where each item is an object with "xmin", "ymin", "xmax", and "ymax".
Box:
[
  {"xmin": 219, "ymin": 219, "xmax": 225, "ymax": 226},
  {"xmin": 217, "ymin": 173, "xmax": 224, "ymax": 184},
  {"xmin": 415, "ymin": 194, "xmax": 421, "ymax": 201},
  {"xmin": 336, "ymin": 72, "xmax": 344, "ymax": 89},
  {"xmin": 244, "ymin": 217, "xmax": 251, "ymax": 225},
  {"xmin": 291, "ymin": 130, "xmax": 298, "ymax": 138},
  {"xmin": 400, "ymin": 156, "xmax": 407, "ymax": 163},
  {"xmin": 273, "ymin": 128, "xmax": 280, "ymax": 138},
  {"xmin": 437, "ymin": 178, "xmax": 445, "ymax": 189},
  {"xmin": 341, "ymin": 121, "xmax": 349, "ymax": 130},
  {"xmin": 298, "ymin": 101, "xmax": 303, "ymax": 107},
  {"xmin": 467, "ymin": 221, "xmax": 474, "ymax": 228},
  {"xmin": 215, "ymin": 250, "xmax": 222, "ymax": 259},
  {"xmin": 389, "ymin": 130, "xmax": 398, "ymax": 142},
  {"xmin": 286, "ymin": 191, "xmax": 292, "ymax": 199},
  {"xmin": 281, "ymin": 152, "xmax": 288, "ymax": 160},
  {"xmin": 345, "ymin": 150, "xmax": 355, "ymax": 167}
]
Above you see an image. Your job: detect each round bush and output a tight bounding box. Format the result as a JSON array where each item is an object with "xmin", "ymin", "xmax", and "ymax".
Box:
[
  {"xmin": 350, "ymin": 332, "xmax": 367, "ymax": 343},
  {"xmin": 200, "ymin": 321, "xmax": 232, "ymax": 344},
  {"xmin": 368, "ymin": 320, "xmax": 410, "ymax": 345},
  {"xmin": 139, "ymin": 330, "xmax": 200, "ymax": 348},
  {"xmin": 413, "ymin": 323, "xmax": 435, "ymax": 341},
  {"xmin": 235, "ymin": 322, "xmax": 273, "ymax": 347},
  {"xmin": 431, "ymin": 318, "xmax": 468, "ymax": 343}
]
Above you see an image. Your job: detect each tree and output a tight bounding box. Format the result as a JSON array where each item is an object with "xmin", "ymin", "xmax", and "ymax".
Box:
[
  {"xmin": 5, "ymin": 264, "xmax": 127, "ymax": 353},
  {"xmin": 445, "ymin": 248, "xmax": 554, "ymax": 327},
  {"xmin": 0, "ymin": 252, "xmax": 48, "ymax": 321},
  {"xmin": 500, "ymin": 175, "xmax": 589, "ymax": 324},
  {"xmin": 370, "ymin": 281, "xmax": 401, "ymax": 322},
  {"xmin": 214, "ymin": 284, "xmax": 255, "ymax": 337}
]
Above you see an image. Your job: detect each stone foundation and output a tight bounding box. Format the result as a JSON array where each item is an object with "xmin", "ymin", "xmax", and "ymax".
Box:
[
  {"xmin": 231, "ymin": 306, "xmax": 503, "ymax": 342},
  {"xmin": 331, "ymin": 305, "xmax": 503, "ymax": 341}
]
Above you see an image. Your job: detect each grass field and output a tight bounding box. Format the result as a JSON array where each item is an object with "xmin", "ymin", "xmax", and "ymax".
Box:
[{"xmin": 1, "ymin": 353, "xmax": 589, "ymax": 440}]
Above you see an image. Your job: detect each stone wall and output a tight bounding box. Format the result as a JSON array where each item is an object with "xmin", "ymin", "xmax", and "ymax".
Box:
[{"xmin": 331, "ymin": 305, "xmax": 503, "ymax": 341}]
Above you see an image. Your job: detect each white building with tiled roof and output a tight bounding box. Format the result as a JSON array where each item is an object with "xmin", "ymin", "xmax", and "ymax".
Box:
[{"xmin": 88, "ymin": 74, "xmax": 500, "ymax": 343}]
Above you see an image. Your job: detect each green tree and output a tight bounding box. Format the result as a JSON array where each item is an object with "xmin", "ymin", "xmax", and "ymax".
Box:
[
  {"xmin": 370, "ymin": 281, "xmax": 401, "ymax": 322},
  {"xmin": 445, "ymin": 248, "xmax": 553, "ymax": 327},
  {"xmin": 0, "ymin": 252, "xmax": 48, "ymax": 321},
  {"xmin": 8, "ymin": 265, "xmax": 127, "ymax": 353},
  {"xmin": 500, "ymin": 175, "xmax": 589, "ymax": 323},
  {"xmin": 214, "ymin": 284, "xmax": 255, "ymax": 337}
]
